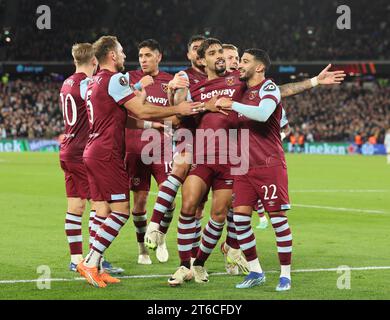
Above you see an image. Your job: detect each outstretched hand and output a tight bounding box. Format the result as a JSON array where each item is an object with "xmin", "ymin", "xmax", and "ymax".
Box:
[{"xmin": 317, "ymin": 64, "xmax": 346, "ymax": 85}]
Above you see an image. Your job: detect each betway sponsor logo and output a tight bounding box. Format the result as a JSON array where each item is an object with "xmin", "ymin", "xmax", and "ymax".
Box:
[
  {"xmin": 147, "ymin": 96, "xmax": 168, "ymax": 106},
  {"xmin": 201, "ymin": 89, "xmax": 236, "ymax": 101}
]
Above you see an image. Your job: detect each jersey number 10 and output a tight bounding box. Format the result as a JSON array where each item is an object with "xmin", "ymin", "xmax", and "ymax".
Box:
[{"xmin": 60, "ymin": 93, "xmax": 77, "ymax": 127}]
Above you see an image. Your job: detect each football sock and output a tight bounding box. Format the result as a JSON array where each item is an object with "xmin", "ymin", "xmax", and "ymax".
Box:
[
  {"xmin": 91, "ymin": 212, "xmax": 129, "ymax": 255},
  {"xmin": 152, "ymin": 174, "xmax": 183, "ymax": 225},
  {"xmin": 65, "ymin": 213, "xmax": 83, "ymax": 257},
  {"xmin": 226, "ymin": 208, "xmax": 240, "ymax": 249},
  {"xmin": 234, "ymin": 213, "xmax": 258, "ymax": 263},
  {"xmin": 89, "ymin": 215, "xmax": 106, "ymax": 249},
  {"xmin": 195, "ymin": 218, "xmax": 225, "ymax": 265},
  {"xmin": 159, "ymin": 206, "xmax": 175, "ymax": 234},
  {"xmin": 257, "ymin": 200, "xmax": 265, "ymax": 218},
  {"xmin": 133, "ymin": 211, "xmax": 147, "ymax": 243},
  {"xmin": 270, "ymin": 215, "xmax": 293, "ymax": 279},
  {"xmin": 191, "ymin": 218, "xmax": 202, "ymax": 258},
  {"xmin": 248, "ymin": 259, "xmax": 264, "ymax": 274},
  {"xmin": 178, "ymin": 212, "xmax": 196, "ymax": 267},
  {"xmin": 88, "ymin": 210, "xmax": 96, "ymax": 240}
]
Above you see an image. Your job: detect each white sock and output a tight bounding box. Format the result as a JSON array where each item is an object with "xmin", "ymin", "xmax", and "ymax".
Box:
[
  {"xmin": 248, "ymin": 259, "xmax": 263, "ymax": 274},
  {"xmin": 138, "ymin": 243, "xmax": 148, "ymax": 255},
  {"xmin": 148, "ymin": 222, "xmax": 160, "ymax": 232},
  {"xmin": 84, "ymin": 250, "xmax": 102, "ymax": 268},
  {"xmin": 281, "ymin": 265, "xmax": 291, "ymax": 280},
  {"xmin": 71, "ymin": 254, "xmax": 83, "ymax": 265}
]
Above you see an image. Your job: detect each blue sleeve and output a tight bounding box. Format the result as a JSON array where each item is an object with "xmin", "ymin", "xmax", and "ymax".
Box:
[
  {"xmin": 260, "ymin": 80, "xmax": 281, "ymax": 104},
  {"xmin": 133, "ymin": 82, "xmax": 143, "ymax": 91},
  {"xmin": 232, "ymin": 98, "xmax": 277, "ymax": 123},
  {"xmin": 79, "ymin": 78, "xmax": 90, "ymax": 101},
  {"xmin": 108, "ymin": 73, "xmax": 135, "ymax": 104},
  {"xmin": 280, "ymin": 107, "xmax": 289, "ymax": 128}
]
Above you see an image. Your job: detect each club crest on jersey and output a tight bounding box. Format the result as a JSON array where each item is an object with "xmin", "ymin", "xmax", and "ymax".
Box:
[
  {"xmin": 264, "ymin": 83, "xmax": 276, "ymax": 92},
  {"xmin": 119, "ymin": 76, "xmax": 129, "ymax": 87},
  {"xmin": 132, "ymin": 178, "xmax": 141, "ymax": 186},
  {"xmin": 161, "ymin": 83, "xmax": 169, "ymax": 93},
  {"xmin": 249, "ymin": 90, "xmax": 258, "ymax": 100},
  {"xmin": 226, "ymin": 76, "xmax": 235, "ymax": 87}
]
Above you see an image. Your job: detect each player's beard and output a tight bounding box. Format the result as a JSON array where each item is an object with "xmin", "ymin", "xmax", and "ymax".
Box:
[
  {"xmin": 239, "ymin": 68, "xmax": 254, "ymax": 82},
  {"xmin": 116, "ymin": 62, "xmax": 125, "ymax": 73},
  {"xmin": 193, "ymin": 59, "xmax": 204, "ymax": 70},
  {"xmin": 215, "ymin": 60, "xmax": 226, "ymax": 76}
]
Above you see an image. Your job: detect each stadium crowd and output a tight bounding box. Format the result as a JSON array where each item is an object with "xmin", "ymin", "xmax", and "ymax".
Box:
[
  {"xmin": 285, "ymin": 83, "xmax": 390, "ymax": 144},
  {"xmin": 0, "ymin": 78, "xmax": 63, "ymax": 139},
  {"xmin": 0, "ymin": 77, "xmax": 389, "ymax": 144},
  {"xmin": 1, "ymin": 0, "xmax": 389, "ymax": 61}
]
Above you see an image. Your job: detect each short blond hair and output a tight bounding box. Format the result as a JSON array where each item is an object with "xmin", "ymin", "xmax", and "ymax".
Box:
[
  {"xmin": 223, "ymin": 44, "xmax": 239, "ymax": 52},
  {"xmin": 72, "ymin": 43, "xmax": 95, "ymax": 66},
  {"xmin": 93, "ymin": 36, "xmax": 119, "ymax": 64}
]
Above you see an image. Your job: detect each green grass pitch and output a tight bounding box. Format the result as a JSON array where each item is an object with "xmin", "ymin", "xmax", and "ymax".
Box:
[{"xmin": 0, "ymin": 153, "xmax": 389, "ymax": 300}]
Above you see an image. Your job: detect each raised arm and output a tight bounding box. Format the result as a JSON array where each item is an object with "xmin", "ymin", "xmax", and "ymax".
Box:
[{"xmin": 279, "ymin": 64, "xmax": 346, "ymax": 98}]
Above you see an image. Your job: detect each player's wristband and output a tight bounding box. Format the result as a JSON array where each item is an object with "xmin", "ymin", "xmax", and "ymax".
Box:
[
  {"xmin": 281, "ymin": 132, "xmax": 287, "ymax": 141},
  {"xmin": 144, "ymin": 121, "xmax": 153, "ymax": 129},
  {"xmin": 311, "ymin": 77, "xmax": 319, "ymax": 87},
  {"xmin": 134, "ymin": 82, "xmax": 143, "ymax": 91}
]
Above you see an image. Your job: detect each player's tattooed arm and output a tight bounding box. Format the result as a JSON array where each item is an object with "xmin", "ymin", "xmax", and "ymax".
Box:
[
  {"xmin": 279, "ymin": 64, "xmax": 346, "ymax": 98},
  {"xmin": 279, "ymin": 80, "xmax": 313, "ymax": 98}
]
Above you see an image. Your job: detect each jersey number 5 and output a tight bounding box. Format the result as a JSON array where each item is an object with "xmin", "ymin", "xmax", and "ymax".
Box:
[
  {"xmin": 60, "ymin": 93, "xmax": 77, "ymax": 126},
  {"xmin": 86, "ymin": 90, "xmax": 94, "ymax": 124}
]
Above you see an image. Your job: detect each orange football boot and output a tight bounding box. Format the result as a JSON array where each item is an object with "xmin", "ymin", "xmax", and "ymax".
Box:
[{"xmin": 77, "ymin": 262, "xmax": 107, "ymax": 288}]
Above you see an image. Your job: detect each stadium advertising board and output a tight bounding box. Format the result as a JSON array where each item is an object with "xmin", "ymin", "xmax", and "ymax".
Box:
[
  {"xmin": 0, "ymin": 140, "xmax": 59, "ymax": 152},
  {"xmin": 285, "ymin": 142, "xmax": 387, "ymax": 156},
  {"xmin": 0, "ymin": 140, "xmax": 385, "ymax": 156}
]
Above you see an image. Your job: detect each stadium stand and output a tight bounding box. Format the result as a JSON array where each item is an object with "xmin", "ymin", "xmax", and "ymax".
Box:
[
  {"xmin": 0, "ymin": 0, "xmax": 389, "ymax": 142},
  {"xmin": 0, "ymin": 78, "xmax": 389, "ymax": 144},
  {"xmin": 1, "ymin": 0, "xmax": 389, "ymax": 61}
]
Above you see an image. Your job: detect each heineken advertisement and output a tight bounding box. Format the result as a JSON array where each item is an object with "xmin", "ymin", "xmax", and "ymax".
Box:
[
  {"xmin": 0, "ymin": 139, "xmax": 60, "ymax": 152},
  {"xmin": 284, "ymin": 143, "xmax": 386, "ymax": 156},
  {"xmin": 0, "ymin": 139, "xmax": 386, "ymax": 156}
]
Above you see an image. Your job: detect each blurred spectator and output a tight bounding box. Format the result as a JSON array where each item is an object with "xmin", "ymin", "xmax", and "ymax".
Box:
[
  {"xmin": 355, "ymin": 133, "xmax": 363, "ymax": 152},
  {"xmin": 0, "ymin": 77, "xmax": 63, "ymax": 139},
  {"xmin": 0, "ymin": 78, "xmax": 389, "ymax": 142},
  {"xmin": 285, "ymin": 83, "xmax": 390, "ymax": 144}
]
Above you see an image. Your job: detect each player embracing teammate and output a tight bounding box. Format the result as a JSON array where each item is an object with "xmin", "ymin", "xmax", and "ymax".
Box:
[
  {"xmin": 161, "ymin": 38, "xmax": 345, "ymax": 290},
  {"xmin": 68, "ymin": 36, "xmax": 201, "ymax": 288},
  {"xmin": 59, "ymin": 34, "xmax": 345, "ymax": 291}
]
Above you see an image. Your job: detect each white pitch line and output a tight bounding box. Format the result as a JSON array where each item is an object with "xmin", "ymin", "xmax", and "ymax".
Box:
[
  {"xmin": 150, "ymin": 192, "xmax": 388, "ymax": 214},
  {"xmin": 1, "ymin": 266, "xmax": 390, "ymax": 285},
  {"xmin": 291, "ymin": 190, "xmax": 390, "ymax": 193},
  {"xmin": 294, "ymin": 204, "xmax": 388, "ymax": 214}
]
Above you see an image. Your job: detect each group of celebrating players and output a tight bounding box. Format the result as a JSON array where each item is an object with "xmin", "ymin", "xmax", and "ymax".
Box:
[{"xmin": 60, "ymin": 34, "xmax": 345, "ymax": 291}]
